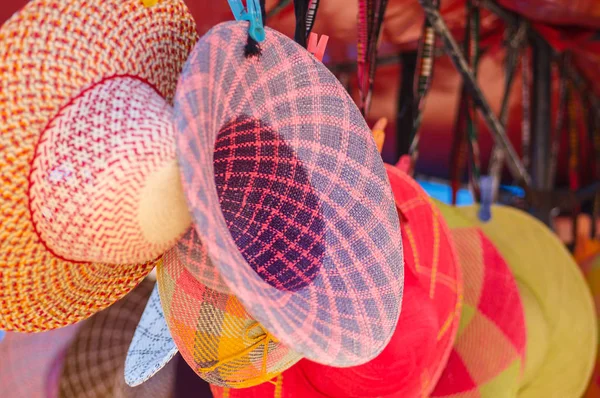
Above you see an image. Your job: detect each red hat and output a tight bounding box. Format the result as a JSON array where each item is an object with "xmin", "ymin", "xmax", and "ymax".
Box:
[{"xmin": 211, "ymin": 165, "xmax": 463, "ymax": 397}]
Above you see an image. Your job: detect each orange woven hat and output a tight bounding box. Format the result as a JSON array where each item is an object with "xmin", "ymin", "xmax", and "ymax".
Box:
[
  {"xmin": 0, "ymin": 0, "xmax": 197, "ymax": 332},
  {"xmin": 431, "ymin": 225, "xmax": 527, "ymax": 397},
  {"xmin": 156, "ymin": 229, "xmax": 302, "ymax": 388},
  {"xmin": 0, "ymin": 326, "xmax": 80, "ymax": 398},
  {"xmin": 59, "ymin": 278, "xmax": 177, "ymax": 398}
]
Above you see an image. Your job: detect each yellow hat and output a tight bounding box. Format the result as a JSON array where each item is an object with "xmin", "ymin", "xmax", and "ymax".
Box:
[{"xmin": 434, "ymin": 201, "xmax": 597, "ymax": 397}]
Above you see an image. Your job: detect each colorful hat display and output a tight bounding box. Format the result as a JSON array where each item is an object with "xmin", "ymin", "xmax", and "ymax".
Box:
[
  {"xmin": 0, "ymin": 326, "xmax": 80, "ymax": 398},
  {"xmin": 59, "ymin": 279, "xmax": 176, "ymax": 397},
  {"xmin": 157, "ymin": 231, "xmax": 301, "ymax": 387},
  {"xmin": 211, "ymin": 166, "xmax": 461, "ymax": 397},
  {"xmin": 174, "ymin": 20, "xmax": 404, "ymax": 367},
  {"xmin": 0, "ymin": 0, "xmax": 197, "ymax": 332},
  {"xmin": 435, "ymin": 201, "xmax": 597, "ymax": 397},
  {"xmin": 432, "ymin": 226, "xmax": 527, "ymax": 397}
]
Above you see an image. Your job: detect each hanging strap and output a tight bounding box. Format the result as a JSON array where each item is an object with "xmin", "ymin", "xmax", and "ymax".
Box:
[
  {"xmin": 407, "ymin": 0, "xmax": 439, "ymax": 165},
  {"xmin": 357, "ymin": 0, "xmax": 389, "ymax": 117},
  {"xmin": 293, "ymin": 0, "xmax": 319, "ymax": 48},
  {"xmin": 521, "ymin": 48, "xmax": 532, "ymax": 171},
  {"xmin": 546, "ymin": 56, "xmax": 569, "ymax": 190},
  {"xmin": 450, "ymin": 87, "xmax": 469, "ymax": 205}
]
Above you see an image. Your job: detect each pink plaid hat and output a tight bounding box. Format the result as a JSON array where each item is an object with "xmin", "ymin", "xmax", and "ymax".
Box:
[{"xmin": 173, "ymin": 21, "xmax": 404, "ymax": 366}]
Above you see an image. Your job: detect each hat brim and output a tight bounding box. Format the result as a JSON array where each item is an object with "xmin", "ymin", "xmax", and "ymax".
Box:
[
  {"xmin": 125, "ymin": 284, "xmax": 179, "ymax": 387},
  {"xmin": 435, "ymin": 201, "xmax": 597, "ymax": 397},
  {"xmin": 158, "ymin": 233, "xmax": 301, "ymax": 388},
  {"xmin": 0, "ymin": 0, "xmax": 197, "ymax": 332},
  {"xmin": 175, "ymin": 21, "xmax": 403, "ymax": 366}
]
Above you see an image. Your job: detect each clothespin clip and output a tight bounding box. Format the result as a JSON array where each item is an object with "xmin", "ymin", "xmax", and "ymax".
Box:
[
  {"xmin": 396, "ymin": 155, "xmax": 413, "ymax": 175},
  {"xmin": 228, "ymin": 0, "xmax": 266, "ymax": 43},
  {"xmin": 307, "ymin": 32, "xmax": 329, "ymax": 62},
  {"xmin": 371, "ymin": 117, "xmax": 387, "ymax": 153},
  {"xmin": 478, "ymin": 175, "xmax": 493, "ymax": 222}
]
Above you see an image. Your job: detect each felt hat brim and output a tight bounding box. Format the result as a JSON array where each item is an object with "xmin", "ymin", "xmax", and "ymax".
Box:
[{"xmin": 0, "ymin": 0, "xmax": 197, "ymax": 332}]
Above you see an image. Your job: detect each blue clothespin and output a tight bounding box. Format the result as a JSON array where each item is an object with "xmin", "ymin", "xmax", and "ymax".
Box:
[
  {"xmin": 478, "ymin": 175, "xmax": 493, "ymax": 222},
  {"xmin": 228, "ymin": 0, "xmax": 266, "ymax": 43},
  {"xmin": 0, "ymin": 330, "xmax": 5, "ymax": 342}
]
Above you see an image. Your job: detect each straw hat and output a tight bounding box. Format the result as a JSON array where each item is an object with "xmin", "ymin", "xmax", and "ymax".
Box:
[
  {"xmin": 174, "ymin": 20, "xmax": 403, "ymax": 367},
  {"xmin": 59, "ymin": 278, "xmax": 177, "ymax": 397},
  {"xmin": 576, "ymin": 246, "xmax": 600, "ymax": 397},
  {"xmin": 431, "ymin": 226, "xmax": 527, "ymax": 397},
  {"xmin": 0, "ymin": 0, "xmax": 197, "ymax": 332},
  {"xmin": 0, "ymin": 326, "xmax": 80, "ymax": 398},
  {"xmin": 435, "ymin": 201, "xmax": 597, "ymax": 397},
  {"xmin": 211, "ymin": 166, "xmax": 462, "ymax": 397}
]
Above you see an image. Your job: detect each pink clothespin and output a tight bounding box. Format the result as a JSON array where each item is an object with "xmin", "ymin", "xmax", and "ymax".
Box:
[{"xmin": 307, "ymin": 32, "xmax": 329, "ymax": 62}]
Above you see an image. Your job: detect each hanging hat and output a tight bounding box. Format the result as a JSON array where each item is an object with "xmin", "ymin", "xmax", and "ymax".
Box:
[
  {"xmin": 0, "ymin": 0, "xmax": 197, "ymax": 332},
  {"xmin": 431, "ymin": 225, "xmax": 527, "ymax": 397},
  {"xmin": 576, "ymin": 246, "xmax": 600, "ymax": 397},
  {"xmin": 435, "ymin": 201, "xmax": 597, "ymax": 397},
  {"xmin": 59, "ymin": 279, "xmax": 177, "ymax": 397},
  {"xmin": 174, "ymin": 20, "xmax": 403, "ymax": 367},
  {"xmin": 211, "ymin": 166, "xmax": 461, "ymax": 397},
  {"xmin": 156, "ymin": 230, "xmax": 301, "ymax": 388},
  {"xmin": 0, "ymin": 326, "xmax": 80, "ymax": 398}
]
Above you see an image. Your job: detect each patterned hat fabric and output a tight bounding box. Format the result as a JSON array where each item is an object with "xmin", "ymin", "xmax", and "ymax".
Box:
[
  {"xmin": 0, "ymin": 0, "xmax": 197, "ymax": 332},
  {"xmin": 125, "ymin": 285, "xmax": 179, "ymax": 387},
  {"xmin": 431, "ymin": 227, "xmax": 527, "ymax": 397},
  {"xmin": 158, "ymin": 232, "xmax": 302, "ymax": 388},
  {"xmin": 59, "ymin": 279, "xmax": 176, "ymax": 397},
  {"xmin": 0, "ymin": 326, "xmax": 80, "ymax": 398},
  {"xmin": 174, "ymin": 21, "xmax": 404, "ymax": 367},
  {"xmin": 435, "ymin": 201, "xmax": 597, "ymax": 398},
  {"xmin": 211, "ymin": 166, "xmax": 462, "ymax": 398}
]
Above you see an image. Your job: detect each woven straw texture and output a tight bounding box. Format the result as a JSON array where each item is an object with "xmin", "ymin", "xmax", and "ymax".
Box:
[
  {"xmin": 212, "ymin": 167, "xmax": 462, "ymax": 398},
  {"xmin": 0, "ymin": 0, "xmax": 197, "ymax": 332},
  {"xmin": 435, "ymin": 201, "xmax": 597, "ymax": 398},
  {"xmin": 158, "ymin": 237, "xmax": 301, "ymax": 388},
  {"xmin": 59, "ymin": 279, "xmax": 175, "ymax": 397},
  {"xmin": 294, "ymin": 166, "xmax": 462, "ymax": 397},
  {"xmin": 29, "ymin": 76, "xmax": 186, "ymax": 265},
  {"xmin": 432, "ymin": 228, "xmax": 526, "ymax": 397},
  {"xmin": 0, "ymin": 326, "xmax": 79, "ymax": 398},
  {"xmin": 175, "ymin": 21, "xmax": 403, "ymax": 366},
  {"xmin": 578, "ymin": 249, "xmax": 600, "ymax": 397},
  {"xmin": 125, "ymin": 284, "xmax": 179, "ymax": 387}
]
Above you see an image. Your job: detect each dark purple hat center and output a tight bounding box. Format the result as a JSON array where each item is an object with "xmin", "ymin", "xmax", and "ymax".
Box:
[{"xmin": 214, "ymin": 115, "xmax": 325, "ymax": 292}]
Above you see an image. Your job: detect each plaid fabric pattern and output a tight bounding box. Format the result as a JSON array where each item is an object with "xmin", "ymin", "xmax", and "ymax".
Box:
[
  {"xmin": 294, "ymin": 165, "xmax": 462, "ymax": 397},
  {"xmin": 29, "ymin": 76, "xmax": 184, "ymax": 265},
  {"xmin": 0, "ymin": 326, "xmax": 79, "ymax": 398},
  {"xmin": 176, "ymin": 228, "xmax": 231, "ymax": 294},
  {"xmin": 157, "ymin": 242, "xmax": 301, "ymax": 388},
  {"xmin": 432, "ymin": 228, "xmax": 526, "ymax": 397},
  {"xmin": 125, "ymin": 284, "xmax": 179, "ymax": 387},
  {"xmin": 0, "ymin": 0, "xmax": 197, "ymax": 332},
  {"xmin": 174, "ymin": 21, "xmax": 403, "ymax": 366},
  {"xmin": 59, "ymin": 278, "xmax": 175, "ymax": 397}
]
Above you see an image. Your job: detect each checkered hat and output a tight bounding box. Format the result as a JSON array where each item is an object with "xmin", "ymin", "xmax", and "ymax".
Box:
[
  {"xmin": 211, "ymin": 166, "xmax": 462, "ymax": 398},
  {"xmin": 125, "ymin": 284, "xmax": 179, "ymax": 387},
  {"xmin": 431, "ymin": 227, "xmax": 527, "ymax": 397},
  {"xmin": 0, "ymin": 326, "xmax": 79, "ymax": 398},
  {"xmin": 0, "ymin": 0, "xmax": 197, "ymax": 332},
  {"xmin": 59, "ymin": 279, "xmax": 176, "ymax": 397},
  {"xmin": 435, "ymin": 201, "xmax": 597, "ymax": 398},
  {"xmin": 157, "ymin": 230, "xmax": 302, "ymax": 388},
  {"xmin": 174, "ymin": 21, "xmax": 404, "ymax": 367}
]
